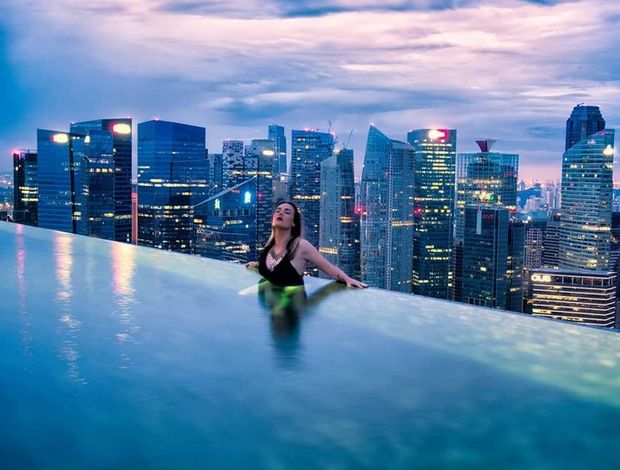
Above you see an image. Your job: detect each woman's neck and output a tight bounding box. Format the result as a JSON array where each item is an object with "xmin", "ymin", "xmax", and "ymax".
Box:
[{"xmin": 273, "ymin": 228, "xmax": 292, "ymax": 248}]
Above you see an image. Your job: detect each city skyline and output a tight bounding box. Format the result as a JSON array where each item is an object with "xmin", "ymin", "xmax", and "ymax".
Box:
[{"xmin": 2, "ymin": 0, "xmax": 620, "ymax": 181}]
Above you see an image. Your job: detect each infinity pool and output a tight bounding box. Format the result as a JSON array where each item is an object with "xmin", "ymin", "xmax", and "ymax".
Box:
[{"xmin": 2, "ymin": 222, "xmax": 620, "ymax": 468}]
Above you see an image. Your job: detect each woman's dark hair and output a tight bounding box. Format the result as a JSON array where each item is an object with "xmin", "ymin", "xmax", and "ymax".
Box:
[{"xmin": 262, "ymin": 200, "xmax": 303, "ymax": 255}]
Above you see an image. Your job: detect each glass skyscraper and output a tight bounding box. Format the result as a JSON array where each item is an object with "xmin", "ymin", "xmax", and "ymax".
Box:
[
  {"xmin": 37, "ymin": 129, "xmax": 84, "ymax": 233},
  {"xmin": 565, "ymin": 104, "xmax": 605, "ymax": 151},
  {"xmin": 194, "ymin": 177, "xmax": 257, "ymax": 263},
  {"xmin": 455, "ymin": 140, "xmax": 518, "ymax": 241},
  {"xmin": 559, "ymin": 128, "xmax": 614, "ymax": 270},
  {"xmin": 320, "ymin": 148, "xmax": 361, "ymax": 280},
  {"xmin": 268, "ymin": 124, "xmax": 287, "ymax": 177},
  {"xmin": 222, "ymin": 140, "xmax": 245, "ymax": 189},
  {"xmin": 245, "ymin": 139, "xmax": 276, "ymax": 249},
  {"xmin": 70, "ymin": 119, "xmax": 133, "ymax": 242},
  {"xmin": 290, "ymin": 129, "xmax": 335, "ymax": 258},
  {"xmin": 360, "ymin": 126, "xmax": 414, "ymax": 292},
  {"xmin": 407, "ymin": 128, "xmax": 456, "ymax": 299},
  {"xmin": 137, "ymin": 120, "xmax": 208, "ymax": 253},
  {"xmin": 12, "ymin": 150, "xmax": 38, "ymax": 226}
]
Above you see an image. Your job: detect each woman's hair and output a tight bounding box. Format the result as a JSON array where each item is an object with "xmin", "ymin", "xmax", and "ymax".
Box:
[{"xmin": 262, "ymin": 201, "xmax": 303, "ymax": 254}]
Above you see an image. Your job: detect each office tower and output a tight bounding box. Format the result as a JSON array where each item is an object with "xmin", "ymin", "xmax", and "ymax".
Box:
[
  {"xmin": 222, "ymin": 140, "xmax": 245, "ymax": 188},
  {"xmin": 543, "ymin": 210, "xmax": 561, "ymax": 267},
  {"xmin": 70, "ymin": 119, "xmax": 132, "ymax": 242},
  {"xmin": 207, "ymin": 152, "xmax": 223, "ymax": 197},
  {"xmin": 462, "ymin": 206, "xmax": 508, "ymax": 308},
  {"xmin": 455, "ymin": 140, "xmax": 518, "ymax": 241},
  {"xmin": 559, "ymin": 129, "xmax": 614, "ymax": 270},
  {"xmin": 137, "ymin": 120, "xmax": 207, "ymax": 253},
  {"xmin": 407, "ymin": 128, "xmax": 456, "ymax": 299},
  {"xmin": 451, "ymin": 241, "xmax": 464, "ymax": 302},
  {"xmin": 12, "ymin": 150, "xmax": 38, "ymax": 226},
  {"xmin": 319, "ymin": 148, "xmax": 361, "ymax": 280},
  {"xmin": 610, "ymin": 212, "xmax": 620, "ymax": 271},
  {"xmin": 530, "ymin": 269, "xmax": 617, "ymax": 328},
  {"xmin": 245, "ymin": 139, "xmax": 276, "ymax": 248},
  {"xmin": 506, "ymin": 219, "xmax": 525, "ymax": 313},
  {"xmin": 524, "ymin": 219, "xmax": 545, "ymax": 270},
  {"xmin": 272, "ymin": 173, "xmax": 290, "ymax": 203},
  {"xmin": 268, "ymin": 124, "xmax": 287, "ymax": 176},
  {"xmin": 565, "ymin": 104, "xmax": 606, "ymax": 151},
  {"xmin": 360, "ymin": 126, "xmax": 414, "ymax": 292},
  {"xmin": 290, "ymin": 129, "xmax": 335, "ymax": 254},
  {"xmin": 37, "ymin": 129, "xmax": 84, "ymax": 233},
  {"xmin": 73, "ymin": 131, "xmax": 115, "ymax": 239},
  {"xmin": 194, "ymin": 178, "xmax": 257, "ymax": 263}
]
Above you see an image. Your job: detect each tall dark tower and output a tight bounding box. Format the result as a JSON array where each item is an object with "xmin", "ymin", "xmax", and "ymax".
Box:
[{"xmin": 565, "ymin": 104, "xmax": 605, "ymax": 150}]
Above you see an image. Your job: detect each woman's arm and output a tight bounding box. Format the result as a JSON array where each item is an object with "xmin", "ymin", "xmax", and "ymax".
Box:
[{"xmin": 299, "ymin": 239, "xmax": 367, "ymax": 288}]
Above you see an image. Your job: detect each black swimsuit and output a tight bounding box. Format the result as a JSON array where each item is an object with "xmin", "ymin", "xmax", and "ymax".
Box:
[{"xmin": 258, "ymin": 245, "xmax": 304, "ymax": 287}]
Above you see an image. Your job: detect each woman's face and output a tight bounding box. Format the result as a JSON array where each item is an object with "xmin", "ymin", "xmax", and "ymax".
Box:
[{"xmin": 272, "ymin": 203, "xmax": 296, "ymax": 230}]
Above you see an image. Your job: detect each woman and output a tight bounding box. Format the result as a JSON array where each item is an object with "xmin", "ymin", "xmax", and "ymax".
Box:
[{"xmin": 246, "ymin": 201, "xmax": 367, "ymax": 288}]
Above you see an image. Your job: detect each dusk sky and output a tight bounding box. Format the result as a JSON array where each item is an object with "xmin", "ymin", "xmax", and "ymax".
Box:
[{"xmin": 1, "ymin": 0, "xmax": 619, "ymax": 181}]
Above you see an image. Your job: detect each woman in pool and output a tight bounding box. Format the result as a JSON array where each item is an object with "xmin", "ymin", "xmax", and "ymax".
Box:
[{"xmin": 246, "ymin": 201, "xmax": 367, "ymax": 288}]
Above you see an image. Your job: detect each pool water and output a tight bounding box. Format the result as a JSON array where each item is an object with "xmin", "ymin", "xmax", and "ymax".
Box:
[{"xmin": 1, "ymin": 222, "xmax": 620, "ymax": 469}]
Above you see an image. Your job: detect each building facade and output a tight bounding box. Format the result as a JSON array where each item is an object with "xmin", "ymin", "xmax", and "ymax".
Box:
[
  {"xmin": 12, "ymin": 150, "xmax": 38, "ymax": 226},
  {"xmin": 407, "ymin": 129, "xmax": 456, "ymax": 299},
  {"xmin": 137, "ymin": 120, "xmax": 208, "ymax": 253},
  {"xmin": 222, "ymin": 140, "xmax": 246, "ymax": 189},
  {"xmin": 530, "ymin": 268, "xmax": 616, "ymax": 328},
  {"xmin": 319, "ymin": 148, "xmax": 361, "ymax": 280},
  {"xmin": 565, "ymin": 104, "xmax": 606, "ymax": 151},
  {"xmin": 268, "ymin": 124, "xmax": 287, "ymax": 177},
  {"xmin": 360, "ymin": 126, "xmax": 414, "ymax": 292}
]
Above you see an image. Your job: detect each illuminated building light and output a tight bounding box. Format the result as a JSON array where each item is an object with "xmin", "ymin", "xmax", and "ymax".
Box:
[
  {"xmin": 84, "ymin": 135, "xmax": 91, "ymax": 144},
  {"xmin": 262, "ymin": 150, "xmax": 275, "ymax": 156},
  {"xmin": 112, "ymin": 123, "xmax": 131, "ymax": 135},
  {"xmin": 319, "ymin": 247, "xmax": 338, "ymax": 255},
  {"xmin": 603, "ymin": 145, "xmax": 614, "ymax": 156},
  {"xmin": 244, "ymin": 191, "xmax": 252, "ymax": 204},
  {"xmin": 214, "ymin": 199, "xmax": 221, "ymax": 210},
  {"xmin": 428, "ymin": 129, "xmax": 447, "ymax": 140},
  {"xmin": 52, "ymin": 133, "xmax": 69, "ymax": 144}
]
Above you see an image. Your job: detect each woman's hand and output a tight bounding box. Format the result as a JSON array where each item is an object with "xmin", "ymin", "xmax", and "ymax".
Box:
[
  {"xmin": 339, "ymin": 274, "xmax": 368, "ymax": 288},
  {"xmin": 245, "ymin": 261, "xmax": 259, "ymax": 270}
]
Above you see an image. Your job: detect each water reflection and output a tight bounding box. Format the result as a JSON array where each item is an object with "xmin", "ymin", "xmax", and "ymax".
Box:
[
  {"xmin": 258, "ymin": 280, "xmax": 346, "ymax": 368},
  {"xmin": 54, "ymin": 233, "xmax": 85, "ymax": 384},
  {"xmin": 15, "ymin": 224, "xmax": 32, "ymax": 358},
  {"xmin": 111, "ymin": 242, "xmax": 138, "ymax": 368}
]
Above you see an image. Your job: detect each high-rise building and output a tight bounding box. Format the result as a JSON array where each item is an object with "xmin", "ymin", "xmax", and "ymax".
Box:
[
  {"xmin": 360, "ymin": 126, "xmax": 414, "ymax": 292},
  {"xmin": 610, "ymin": 212, "xmax": 620, "ymax": 271},
  {"xmin": 407, "ymin": 128, "xmax": 456, "ymax": 299},
  {"xmin": 559, "ymin": 129, "xmax": 614, "ymax": 270},
  {"xmin": 268, "ymin": 124, "xmax": 287, "ymax": 177},
  {"xmin": 222, "ymin": 140, "xmax": 245, "ymax": 189},
  {"xmin": 565, "ymin": 104, "xmax": 606, "ymax": 151},
  {"xmin": 290, "ymin": 129, "xmax": 335, "ymax": 255},
  {"xmin": 319, "ymin": 148, "xmax": 361, "ymax": 280},
  {"xmin": 194, "ymin": 178, "xmax": 257, "ymax": 263},
  {"xmin": 455, "ymin": 140, "xmax": 518, "ymax": 241},
  {"xmin": 506, "ymin": 219, "xmax": 525, "ymax": 313},
  {"xmin": 207, "ymin": 152, "xmax": 223, "ymax": 197},
  {"xmin": 245, "ymin": 139, "xmax": 276, "ymax": 249},
  {"xmin": 37, "ymin": 129, "xmax": 84, "ymax": 233},
  {"xmin": 137, "ymin": 120, "xmax": 208, "ymax": 253},
  {"xmin": 461, "ymin": 206, "xmax": 509, "ymax": 308},
  {"xmin": 12, "ymin": 150, "xmax": 38, "ymax": 226},
  {"xmin": 73, "ymin": 131, "xmax": 115, "ymax": 239},
  {"xmin": 543, "ymin": 210, "xmax": 561, "ymax": 267},
  {"xmin": 530, "ymin": 268, "xmax": 617, "ymax": 328},
  {"xmin": 70, "ymin": 119, "xmax": 133, "ymax": 242}
]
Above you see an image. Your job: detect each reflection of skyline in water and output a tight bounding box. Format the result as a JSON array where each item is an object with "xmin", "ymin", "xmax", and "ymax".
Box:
[
  {"xmin": 15, "ymin": 224, "xmax": 32, "ymax": 358},
  {"xmin": 111, "ymin": 242, "xmax": 139, "ymax": 369},
  {"xmin": 54, "ymin": 233, "xmax": 85, "ymax": 384}
]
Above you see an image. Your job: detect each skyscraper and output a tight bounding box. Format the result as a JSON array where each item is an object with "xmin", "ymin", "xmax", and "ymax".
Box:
[
  {"xmin": 320, "ymin": 148, "xmax": 361, "ymax": 280},
  {"xmin": 137, "ymin": 120, "xmax": 207, "ymax": 253},
  {"xmin": 290, "ymin": 129, "xmax": 335, "ymax": 256},
  {"xmin": 207, "ymin": 152, "xmax": 223, "ymax": 197},
  {"xmin": 268, "ymin": 124, "xmax": 287, "ymax": 176},
  {"xmin": 542, "ymin": 210, "xmax": 561, "ymax": 267},
  {"xmin": 455, "ymin": 140, "xmax": 518, "ymax": 241},
  {"xmin": 565, "ymin": 104, "xmax": 606, "ymax": 151},
  {"xmin": 360, "ymin": 126, "xmax": 414, "ymax": 292},
  {"xmin": 222, "ymin": 140, "xmax": 245, "ymax": 189},
  {"xmin": 559, "ymin": 128, "xmax": 614, "ymax": 270},
  {"xmin": 407, "ymin": 128, "xmax": 456, "ymax": 299},
  {"xmin": 194, "ymin": 178, "xmax": 257, "ymax": 263},
  {"xmin": 70, "ymin": 119, "xmax": 133, "ymax": 242},
  {"xmin": 37, "ymin": 129, "xmax": 84, "ymax": 233},
  {"xmin": 245, "ymin": 139, "xmax": 276, "ymax": 249},
  {"xmin": 12, "ymin": 150, "xmax": 38, "ymax": 226}
]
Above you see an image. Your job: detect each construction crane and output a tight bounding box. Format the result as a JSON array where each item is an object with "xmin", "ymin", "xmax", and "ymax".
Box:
[{"xmin": 343, "ymin": 129, "xmax": 354, "ymax": 150}]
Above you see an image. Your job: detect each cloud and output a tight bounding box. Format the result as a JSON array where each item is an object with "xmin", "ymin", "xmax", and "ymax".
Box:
[{"xmin": 1, "ymin": 0, "xmax": 620, "ymax": 181}]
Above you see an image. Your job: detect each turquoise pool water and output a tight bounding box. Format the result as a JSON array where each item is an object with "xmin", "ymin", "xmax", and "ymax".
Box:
[{"xmin": 2, "ymin": 222, "xmax": 620, "ymax": 468}]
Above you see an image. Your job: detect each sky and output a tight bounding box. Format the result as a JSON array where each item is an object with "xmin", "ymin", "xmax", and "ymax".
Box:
[{"xmin": 1, "ymin": 0, "xmax": 619, "ymax": 182}]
